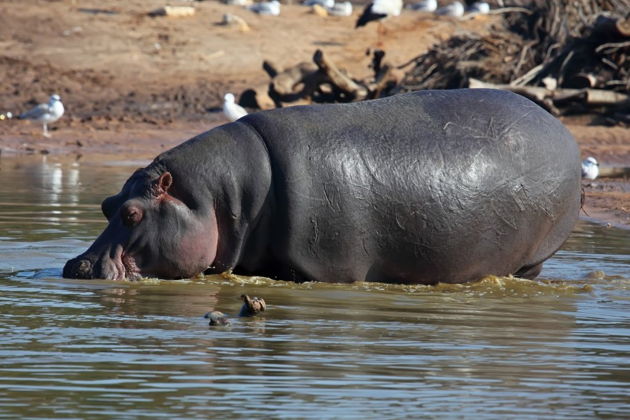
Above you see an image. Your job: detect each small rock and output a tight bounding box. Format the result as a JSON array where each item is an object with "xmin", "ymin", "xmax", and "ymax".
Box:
[
  {"xmin": 204, "ymin": 310, "xmax": 231, "ymax": 326},
  {"xmin": 311, "ymin": 4, "xmax": 328, "ymax": 17}
]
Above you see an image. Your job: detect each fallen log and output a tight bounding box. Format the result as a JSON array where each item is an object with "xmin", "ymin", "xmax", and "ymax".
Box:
[
  {"xmin": 148, "ymin": 6, "xmax": 195, "ymax": 17},
  {"xmin": 271, "ymin": 62, "xmax": 320, "ymax": 97},
  {"xmin": 312, "ymin": 49, "xmax": 368, "ymax": 101},
  {"xmin": 469, "ymin": 78, "xmax": 630, "ymax": 108},
  {"xmin": 599, "ymin": 166, "xmax": 630, "ymax": 178},
  {"xmin": 262, "ymin": 60, "xmax": 279, "ymax": 78},
  {"xmin": 239, "ymin": 85, "xmax": 275, "ymax": 110}
]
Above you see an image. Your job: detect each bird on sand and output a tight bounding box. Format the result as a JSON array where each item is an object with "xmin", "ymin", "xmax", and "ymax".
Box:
[
  {"xmin": 466, "ymin": 1, "xmax": 490, "ymax": 14},
  {"xmin": 435, "ymin": 1, "xmax": 465, "ymax": 17},
  {"xmin": 17, "ymin": 94, "xmax": 64, "ymax": 137},
  {"xmin": 328, "ymin": 1, "xmax": 353, "ymax": 16},
  {"xmin": 223, "ymin": 93, "xmax": 248, "ymax": 122},
  {"xmin": 224, "ymin": 0, "xmax": 252, "ymax": 5},
  {"xmin": 355, "ymin": 0, "xmax": 403, "ymax": 28},
  {"xmin": 303, "ymin": 0, "xmax": 334, "ymax": 8},
  {"xmin": 248, "ymin": 0, "xmax": 281, "ymax": 16},
  {"xmin": 407, "ymin": 0, "xmax": 437, "ymax": 12},
  {"xmin": 581, "ymin": 157, "xmax": 599, "ymax": 180}
]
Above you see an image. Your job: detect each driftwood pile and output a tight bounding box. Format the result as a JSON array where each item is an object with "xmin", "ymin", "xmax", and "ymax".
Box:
[
  {"xmin": 240, "ymin": 0, "xmax": 629, "ymax": 123},
  {"xmin": 239, "ymin": 48, "xmax": 398, "ymax": 110},
  {"xmin": 398, "ymin": 0, "xmax": 630, "ymax": 122}
]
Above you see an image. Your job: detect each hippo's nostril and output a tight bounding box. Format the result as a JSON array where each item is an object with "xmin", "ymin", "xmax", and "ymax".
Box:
[
  {"xmin": 78, "ymin": 259, "xmax": 91, "ymax": 274},
  {"xmin": 62, "ymin": 257, "xmax": 93, "ymax": 279}
]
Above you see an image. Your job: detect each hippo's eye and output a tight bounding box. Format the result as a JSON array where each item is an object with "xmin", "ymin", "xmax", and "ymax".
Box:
[{"xmin": 122, "ymin": 206, "xmax": 143, "ymax": 227}]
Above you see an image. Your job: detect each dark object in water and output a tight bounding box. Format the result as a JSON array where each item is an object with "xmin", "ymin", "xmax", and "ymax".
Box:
[
  {"xmin": 204, "ymin": 311, "xmax": 231, "ymax": 326},
  {"xmin": 239, "ymin": 294, "xmax": 266, "ymax": 317}
]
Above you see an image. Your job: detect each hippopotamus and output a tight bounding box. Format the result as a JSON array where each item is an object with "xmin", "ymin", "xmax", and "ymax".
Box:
[{"xmin": 63, "ymin": 89, "xmax": 581, "ymax": 284}]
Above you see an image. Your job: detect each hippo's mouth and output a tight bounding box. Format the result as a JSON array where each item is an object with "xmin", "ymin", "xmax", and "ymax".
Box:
[
  {"xmin": 109, "ymin": 242, "xmax": 142, "ymax": 281},
  {"xmin": 62, "ymin": 247, "xmax": 142, "ymax": 281},
  {"xmin": 121, "ymin": 253, "xmax": 142, "ymax": 281}
]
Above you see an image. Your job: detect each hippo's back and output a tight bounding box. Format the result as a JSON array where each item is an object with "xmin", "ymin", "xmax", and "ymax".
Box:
[{"xmin": 242, "ymin": 89, "xmax": 581, "ymax": 283}]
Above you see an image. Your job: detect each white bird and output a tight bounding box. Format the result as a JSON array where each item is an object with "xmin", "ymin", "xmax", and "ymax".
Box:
[
  {"xmin": 224, "ymin": 0, "xmax": 252, "ymax": 5},
  {"xmin": 581, "ymin": 157, "xmax": 599, "ymax": 181},
  {"xmin": 355, "ymin": 0, "xmax": 403, "ymax": 28},
  {"xmin": 435, "ymin": 1, "xmax": 465, "ymax": 17},
  {"xmin": 407, "ymin": 0, "xmax": 437, "ymax": 12},
  {"xmin": 328, "ymin": 1, "xmax": 353, "ymax": 16},
  {"xmin": 303, "ymin": 0, "xmax": 334, "ymax": 8},
  {"xmin": 223, "ymin": 93, "xmax": 248, "ymax": 122},
  {"xmin": 17, "ymin": 94, "xmax": 64, "ymax": 137},
  {"xmin": 466, "ymin": 1, "xmax": 490, "ymax": 14},
  {"xmin": 248, "ymin": 0, "xmax": 281, "ymax": 16}
]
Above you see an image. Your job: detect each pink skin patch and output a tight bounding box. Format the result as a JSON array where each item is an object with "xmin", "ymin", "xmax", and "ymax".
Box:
[
  {"xmin": 121, "ymin": 252, "xmax": 141, "ymax": 281},
  {"xmin": 174, "ymin": 217, "xmax": 219, "ymax": 278},
  {"xmin": 153, "ymin": 173, "xmax": 219, "ymax": 278},
  {"xmin": 88, "ymin": 171, "xmax": 220, "ymax": 281}
]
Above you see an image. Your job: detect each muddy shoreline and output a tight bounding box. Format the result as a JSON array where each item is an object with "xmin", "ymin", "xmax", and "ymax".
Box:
[{"xmin": 2, "ymin": 117, "xmax": 628, "ymax": 230}]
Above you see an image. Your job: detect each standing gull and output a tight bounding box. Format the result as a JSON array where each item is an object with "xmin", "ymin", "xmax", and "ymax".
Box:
[
  {"xmin": 407, "ymin": 0, "xmax": 437, "ymax": 12},
  {"xmin": 355, "ymin": 0, "xmax": 403, "ymax": 28},
  {"xmin": 248, "ymin": 0, "xmax": 281, "ymax": 16},
  {"xmin": 581, "ymin": 157, "xmax": 599, "ymax": 181},
  {"xmin": 223, "ymin": 93, "xmax": 248, "ymax": 122},
  {"xmin": 328, "ymin": 1, "xmax": 353, "ymax": 16},
  {"xmin": 303, "ymin": 0, "xmax": 334, "ymax": 8},
  {"xmin": 466, "ymin": 1, "xmax": 490, "ymax": 14},
  {"xmin": 435, "ymin": 1, "xmax": 465, "ymax": 17},
  {"xmin": 18, "ymin": 94, "xmax": 64, "ymax": 137}
]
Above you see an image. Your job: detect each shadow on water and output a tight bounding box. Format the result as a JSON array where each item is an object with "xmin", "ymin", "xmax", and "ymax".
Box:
[{"xmin": 0, "ymin": 155, "xmax": 628, "ymax": 418}]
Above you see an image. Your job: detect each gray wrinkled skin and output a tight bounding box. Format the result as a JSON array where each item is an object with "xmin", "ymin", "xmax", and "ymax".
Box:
[{"xmin": 64, "ymin": 89, "xmax": 581, "ymax": 284}]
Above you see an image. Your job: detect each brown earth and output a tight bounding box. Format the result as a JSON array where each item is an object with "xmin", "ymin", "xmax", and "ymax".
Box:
[{"xmin": 1, "ymin": 0, "xmax": 628, "ymax": 227}]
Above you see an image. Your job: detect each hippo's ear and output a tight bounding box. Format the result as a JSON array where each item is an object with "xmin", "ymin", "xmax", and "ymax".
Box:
[
  {"xmin": 101, "ymin": 195, "xmax": 118, "ymax": 220},
  {"xmin": 155, "ymin": 172, "xmax": 173, "ymax": 196}
]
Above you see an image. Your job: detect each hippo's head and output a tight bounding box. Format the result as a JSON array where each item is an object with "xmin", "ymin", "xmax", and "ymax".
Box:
[{"xmin": 63, "ymin": 169, "xmax": 218, "ymax": 280}]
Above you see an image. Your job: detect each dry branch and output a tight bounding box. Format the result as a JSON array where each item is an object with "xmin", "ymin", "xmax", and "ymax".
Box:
[
  {"xmin": 271, "ymin": 62, "xmax": 321, "ymax": 99},
  {"xmin": 240, "ymin": 0, "xmax": 629, "ymax": 123},
  {"xmin": 312, "ymin": 49, "xmax": 368, "ymax": 100},
  {"xmin": 469, "ymin": 78, "xmax": 630, "ymax": 108}
]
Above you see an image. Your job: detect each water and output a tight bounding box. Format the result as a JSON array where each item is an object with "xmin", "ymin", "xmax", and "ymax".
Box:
[{"xmin": 0, "ymin": 155, "xmax": 628, "ymax": 419}]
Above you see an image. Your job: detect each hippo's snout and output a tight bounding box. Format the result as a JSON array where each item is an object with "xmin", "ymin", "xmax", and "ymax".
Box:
[
  {"xmin": 63, "ymin": 249, "xmax": 133, "ymax": 281},
  {"xmin": 63, "ymin": 257, "xmax": 94, "ymax": 279}
]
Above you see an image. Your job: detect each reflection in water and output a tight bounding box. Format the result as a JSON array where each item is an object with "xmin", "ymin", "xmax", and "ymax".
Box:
[
  {"xmin": 0, "ymin": 155, "xmax": 628, "ymax": 418},
  {"xmin": 0, "ymin": 155, "xmax": 142, "ymax": 249},
  {"xmin": 36, "ymin": 156, "xmax": 82, "ymax": 214}
]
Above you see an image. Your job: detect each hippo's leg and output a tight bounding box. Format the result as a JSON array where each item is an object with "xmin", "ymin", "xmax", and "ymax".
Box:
[{"xmin": 514, "ymin": 262, "xmax": 543, "ymax": 280}]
